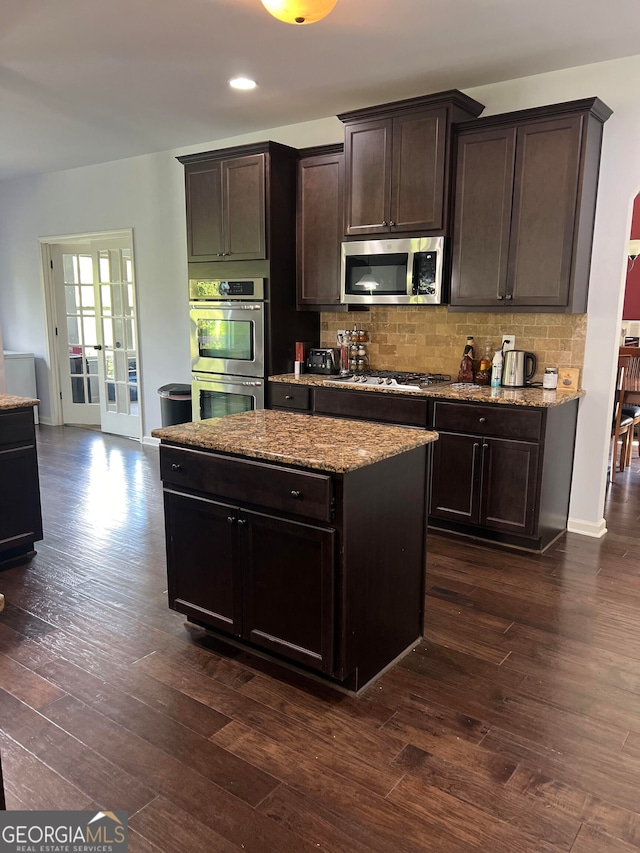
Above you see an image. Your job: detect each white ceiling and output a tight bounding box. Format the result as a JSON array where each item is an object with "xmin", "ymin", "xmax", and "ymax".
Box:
[{"xmin": 1, "ymin": 0, "xmax": 639, "ymax": 181}]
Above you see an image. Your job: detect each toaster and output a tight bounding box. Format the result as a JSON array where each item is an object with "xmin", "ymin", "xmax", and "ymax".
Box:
[{"xmin": 305, "ymin": 347, "xmax": 341, "ymax": 375}]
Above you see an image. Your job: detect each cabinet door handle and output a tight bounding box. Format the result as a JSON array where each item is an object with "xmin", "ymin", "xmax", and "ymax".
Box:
[
  {"xmin": 389, "ymin": 220, "xmax": 395, "ymax": 226},
  {"xmin": 505, "ymin": 294, "xmax": 513, "ymax": 300},
  {"xmin": 171, "ymin": 463, "xmax": 181, "ymax": 471},
  {"xmin": 479, "ymin": 417, "xmax": 486, "ymax": 424},
  {"xmin": 382, "ymin": 220, "xmax": 387, "ymax": 226},
  {"xmin": 497, "ymin": 295, "xmax": 504, "ymax": 300},
  {"xmin": 237, "ymin": 518, "xmax": 247, "ymax": 527},
  {"xmin": 284, "ymin": 395, "xmax": 293, "ymax": 400},
  {"xmin": 290, "ymin": 490, "xmax": 302, "ymax": 499},
  {"xmin": 227, "ymin": 516, "xmax": 237, "ymax": 525},
  {"xmin": 216, "ymin": 252, "xmax": 223, "ymax": 257}
]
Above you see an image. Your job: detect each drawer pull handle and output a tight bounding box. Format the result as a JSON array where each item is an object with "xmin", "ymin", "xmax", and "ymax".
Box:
[
  {"xmin": 227, "ymin": 516, "xmax": 237, "ymax": 525},
  {"xmin": 479, "ymin": 417, "xmax": 486, "ymax": 424},
  {"xmin": 290, "ymin": 490, "xmax": 302, "ymax": 499},
  {"xmin": 237, "ymin": 518, "xmax": 247, "ymax": 527},
  {"xmin": 284, "ymin": 395, "xmax": 293, "ymax": 400},
  {"xmin": 171, "ymin": 463, "xmax": 182, "ymax": 471}
]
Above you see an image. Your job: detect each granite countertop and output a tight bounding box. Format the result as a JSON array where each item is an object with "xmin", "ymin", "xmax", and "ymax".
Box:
[
  {"xmin": 269, "ymin": 373, "xmax": 584, "ymax": 408},
  {"xmin": 0, "ymin": 393, "xmax": 39, "ymax": 410},
  {"xmin": 152, "ymin": 409, "xmax": 438, "ymax": 474}
]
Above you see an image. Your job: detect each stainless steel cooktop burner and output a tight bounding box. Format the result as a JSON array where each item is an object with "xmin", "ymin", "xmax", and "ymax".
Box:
[{"xmin": 325, "ymin": 370, "xmax": 451, "ymax": 391}]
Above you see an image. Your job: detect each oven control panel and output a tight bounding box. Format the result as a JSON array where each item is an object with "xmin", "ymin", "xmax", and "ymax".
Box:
[{"xmin": 189, "ymin": 278, "xmax": 264, "ymax": 300}]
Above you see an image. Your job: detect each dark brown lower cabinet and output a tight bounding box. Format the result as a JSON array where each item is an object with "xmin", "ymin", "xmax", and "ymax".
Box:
[
  {"xmin": 269, "ymin": 379, "xmax": 580, "ymax": 551},
  {"xmin": 430, "ymin": 432, "xmax": 539, "ymax": 536},
  {"xmin": 160, "ymin": 441, "xmax": 428, "ymax": 691},
  {"xmin": 428, "ymin": 398, "xmax": 578, "ymax": 551},
  {"xmin": 0, "ymin": 406, "xmax": 43, "ymax": 568}
]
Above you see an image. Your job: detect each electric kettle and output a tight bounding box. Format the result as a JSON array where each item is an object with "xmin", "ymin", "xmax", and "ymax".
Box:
[{"xmin": 502, "ymin": 350, "xmax": 537, "ymax": 387}]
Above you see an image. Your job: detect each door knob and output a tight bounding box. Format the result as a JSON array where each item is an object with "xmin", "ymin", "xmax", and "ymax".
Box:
[
  {"xmin": 94, "ymin": 345, "xmax": 103, "ymax": 351},
  {"xmin": 479, "ymin": 417, "xmax": 486, "ymax": 424}
]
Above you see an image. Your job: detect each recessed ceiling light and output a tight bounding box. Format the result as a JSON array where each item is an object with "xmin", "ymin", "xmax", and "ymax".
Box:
[{"xmin": 229, "ymin": 77, "xmax": 257, "ymax": 91}]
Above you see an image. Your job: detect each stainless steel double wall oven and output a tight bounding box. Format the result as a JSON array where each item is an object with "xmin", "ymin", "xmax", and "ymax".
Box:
[{"xmin": 190, "ymin": 277, "xmax": 266, "ymax": 420}]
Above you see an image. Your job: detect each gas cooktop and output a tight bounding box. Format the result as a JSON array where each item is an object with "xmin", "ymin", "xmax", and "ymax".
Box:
[{"xmin": 325, "ymin": 371, "xmax": 452, "ymax": 391}]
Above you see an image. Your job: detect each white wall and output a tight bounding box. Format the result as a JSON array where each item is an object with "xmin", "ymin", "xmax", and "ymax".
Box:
[{"xmin": 0, "ymin": 56, "xmax": 638, "ymax": 535}]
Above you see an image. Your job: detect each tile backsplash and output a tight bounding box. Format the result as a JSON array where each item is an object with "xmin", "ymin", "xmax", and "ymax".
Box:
[{"xmin": 321, "ymin": 307, "xmax": 586, "ymax": 384}]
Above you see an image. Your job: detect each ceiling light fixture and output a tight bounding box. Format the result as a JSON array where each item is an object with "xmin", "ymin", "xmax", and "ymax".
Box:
[
  {"xmin": 260, "ymin": 0, "xmax": 337, "ymax": 25},
  {"xmin": 229, "ymin": 76, "xmax": 257, "ymax": 90}
]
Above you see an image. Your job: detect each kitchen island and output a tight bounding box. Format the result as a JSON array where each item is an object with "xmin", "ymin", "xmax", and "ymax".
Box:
[
  {"xmin": 153, "ymin": 410, "xmax": 438, "ymax": 692},
  {"xmin": 0, "ymin": 393, "xmax": 43, "ymax": 568}
]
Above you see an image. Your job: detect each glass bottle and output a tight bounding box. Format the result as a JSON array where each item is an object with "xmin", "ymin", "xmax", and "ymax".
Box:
[
  {"xmin": 457, "ymin": 336, "xmax": 475, "ymax": 383},
  {"xmin": 475, "ymin": 343, "xmax": 493, "ymax": 385}
]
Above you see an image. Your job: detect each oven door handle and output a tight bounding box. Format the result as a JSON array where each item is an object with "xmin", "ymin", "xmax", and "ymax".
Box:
[{"xmin": 193, "ymin": 375, "xmax": 263, "ymax": 387}]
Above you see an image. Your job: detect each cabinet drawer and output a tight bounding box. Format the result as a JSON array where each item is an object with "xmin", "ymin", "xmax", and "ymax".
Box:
[
  {"xmin": 160, "ymin": 446, "xmax": 333, "ymax": 522},
  {"xmin": 314, "ymin": 387, "xmax": 429, "ymax": 428},
  {"xmin": 432, "ymin": 401, "xmax": 542, "ymax": 441},
  {"xmin": 0, "ymin": 409, "xmax": 35, "ymax": 449},
  {"xmin": 269, "ymin": 383, "xmax": 310, "ymax": 411}
]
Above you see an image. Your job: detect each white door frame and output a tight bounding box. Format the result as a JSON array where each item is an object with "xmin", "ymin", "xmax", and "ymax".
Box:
[{"xmin": 39, "ymin": 229, "xmax": 143, "ymax": 440}]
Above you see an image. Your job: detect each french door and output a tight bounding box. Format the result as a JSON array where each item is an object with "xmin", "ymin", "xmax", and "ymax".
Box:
[{"xmin": 51, "ymin": 236, "xmax": 140, "ymax": 439}]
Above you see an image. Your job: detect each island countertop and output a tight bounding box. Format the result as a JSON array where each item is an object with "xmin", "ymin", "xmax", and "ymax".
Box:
[
  {"xmin": 152, "ymin": 409, "xmax": 438, "ymax": 474},
  {"xmin": 268, "ymin": 373, "xmax": 584, "ymax": 407},
  {"xmin": 0, "ymin": 393, "xmax": 39, "ymax": 410}
]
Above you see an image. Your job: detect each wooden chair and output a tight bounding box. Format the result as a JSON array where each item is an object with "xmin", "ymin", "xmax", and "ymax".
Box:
[
  {"xmin": 611, "ymin": 356, "xmax": 633, "ymax": 482},
  {"xmin": 620, "ymin": 346, "xmax": 640, "ymax": 463}
]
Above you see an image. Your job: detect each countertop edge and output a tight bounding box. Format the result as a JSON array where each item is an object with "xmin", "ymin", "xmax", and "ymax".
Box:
[
  {"xmin": 0, "ymin": 394, "xmax": 40, "ymax": 410},
  {"xmin": 268, "ymin": 374, "xmax": 585, "ymax": 408}
]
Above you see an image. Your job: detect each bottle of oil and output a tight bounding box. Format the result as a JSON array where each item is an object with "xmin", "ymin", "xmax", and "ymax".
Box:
[
  {"xmin": 457, "ymin": 336, "xmax": 475, "ymax": 383},
  {"xmin": 475, "ymin": 343, "xmax": 493, "ymax": 385}
]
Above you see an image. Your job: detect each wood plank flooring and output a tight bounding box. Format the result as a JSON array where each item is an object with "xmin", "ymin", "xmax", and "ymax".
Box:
[{"xmin": 1, "ymin": 424, "xmax": 640, "ymax": 851}]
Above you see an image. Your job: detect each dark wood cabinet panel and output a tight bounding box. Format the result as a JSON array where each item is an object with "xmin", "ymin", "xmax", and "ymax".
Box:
[
  {"xmin": 344, "ymin": 119, "xmax": 391, "ymax": 236},
  {"xmin": 222, "ymin": 155, "xmax": 266, "ymax": 261},
  {"xmin": 314, "ymin": 386, "xmax": 429, "ymax": 427},
  {"xmin": 185, "ymin": 163, "xmax": 224, "ymax": 261},
  {"xmin": 480, "ymin": 438, "xmax": 539, "ymax": 535},
  {"xmin": 183, "ymin": 154, "xmax": 265, "ymax": 263},
  {"xmin": 268, "ymin": 382, "xmax": 310, "ymax": 411},
  {"xmin": 450, "ymin": 128, "xmax": 516, "ymax": 306},
  {"xmin": 429, "ymin": 432, "xmax": 480, "ymax": 524},
  {"xmin": 432, "ymin": 400, "xmax": 542, "ymax": 440},
  {"xmin": 450, "ymin": 98, "xmax": 611, "ymax": 312},
  {"xmin": 507, "ymin": 117, "xmax": 581, "ymax": 306},
  {"xmin": 0, "ymin": 407, "xmax": 43, "ymax": 566},
  {"xmin": 391, "ymin": 107, "xmax": 447, "ymax": 232},
  {"xmin": 241, "ymin": 509, "xmax": 335, "ymax": 674},
  {"xmin": 297, "ymin": 148, "xmax": 344, "ymax": 306},
  {"xmin": 164, "ymin": 490, "xmax": 241, "ymax": 634}
]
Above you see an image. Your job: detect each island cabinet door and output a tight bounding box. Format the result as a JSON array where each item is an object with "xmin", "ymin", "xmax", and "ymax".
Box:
[
  {"xmin": 163, "ymin": 491, "xmax": 242, "ymax": 636},
  {"xmin": 0, "ymin": 445, "xmax": 43, "ymax": 552},
  {"xmin": 429, "ymin": 432, "xmax": 481, "ymax": 525},
  {"xmin": 239, "ymin": 509, "xmax": 336, "ymax": 676}
]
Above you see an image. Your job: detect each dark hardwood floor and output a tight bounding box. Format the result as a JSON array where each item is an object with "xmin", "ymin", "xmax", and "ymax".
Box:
[{"xmin": 1, "ymin": 425, "xmax": 640, "ymax": 851}]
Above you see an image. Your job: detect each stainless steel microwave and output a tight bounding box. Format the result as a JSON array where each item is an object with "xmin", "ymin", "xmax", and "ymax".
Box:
[{"xmin": 340, "ymin": 236, "xmax": 444, "ymax": 306}]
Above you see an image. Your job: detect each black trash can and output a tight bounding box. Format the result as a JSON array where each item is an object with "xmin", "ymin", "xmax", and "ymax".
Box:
[{"xmin": 158, "ymin": 383, "xmax": 192, "ymax": 427}]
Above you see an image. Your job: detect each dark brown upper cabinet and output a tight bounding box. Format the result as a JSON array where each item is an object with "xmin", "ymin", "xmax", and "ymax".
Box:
[
  {"xmin": 450, "ymin": 98, "xmax": 612, "ymax": 313},
  {"xmin": 296, "ymin": 144, "xmax": 344, "ymax": 308},
  {"xmin": 180, "ymin": 153, "xmax": 266, "ymax": 262},
  {"xmin": 338, "ymin": 91, "xmax": 484, "ymax": 238}
]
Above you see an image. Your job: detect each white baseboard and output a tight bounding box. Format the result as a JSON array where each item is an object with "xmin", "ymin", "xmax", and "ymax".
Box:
[
  {"xmin": 566, "ymin": 517, "xmax": 608, "ymax": 538},
  {"xmin": 38, "ymin": 416, "xmax": 55, "ymax": 426},
  {"xmin": 142, "ymin": 435, "xmax": 160, "ymax": 448}
]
